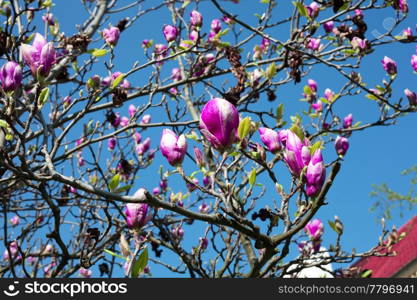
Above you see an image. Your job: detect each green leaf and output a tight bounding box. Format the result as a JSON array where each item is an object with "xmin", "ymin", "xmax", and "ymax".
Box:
[
  {"xmin": 303, "ymin": 85, "xmax": 312, "ymax": 96},
  {"xmin": 217, "ymin": 28, "xmax": 230, "ymax": 37},
  {"xmin": 276, "ymin": 103, "xmax": 284, "ymax": 121},
  {"xmin": 238, "ymin": 117, "xmax": 251, "ymax": 140},
  {"xmin": 181, "ymin": 0, "xmax": 191, "ymax": 8},
  {"xmin": 366, "ymin": 94, "xmax": 379, "ymax": 101},
  {"xmin": 114, "ymin": 184, "xmax": 133, "ymax": 194},
  {"xmin": 0, "ymin": 119, "xmax": 8, "ymax": 128},
  {"xmin": 342, "ymin": 49, "xmax": 357, "ymax": 55},
  {"xmin": 104, "ymin": 249, "xmax": 126, "ymax": 260},
  {"xmin": 90, "ymin": 48, "xmax": 109, "ymax": 57},
  {"xmin": 111, "ymin": 73, "xmax": 125, "ymax": 90},
  {"xmin": 310, "ymin": 141, "xmax": 322, "ymax": 155},
  {"xmin": 290, "ymin": 124, "xmax": 304, "ymax": 141},
  {"xmin": 328, "ymin": 220, "xmax": 338, "ymax": 233},
  {"xmin": 292, "ymin": 1, "xmax": 308, "ymax": 17},
  {"xmin": 248, "ymin": 169, "xmax": 257, "ymax": 187},
  {"xmin": 109, "ymin": 174, "xmax": 121, "ymax": 191},
  {"xmin": 131, "ymin": 248, "xmax": 149, "ymax": 278},
  {"xmin": 38, "ymin": 87, "xmax": 50, "ymax": 107},
  {"xmin": 265, "ymin": 63, "xmax": 277, "ymax": 80}
]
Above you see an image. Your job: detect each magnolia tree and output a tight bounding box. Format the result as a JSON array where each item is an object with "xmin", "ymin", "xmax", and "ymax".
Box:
[{"xmin": 0, "ymin": 0, "xmax": 416, "ymax": 278}]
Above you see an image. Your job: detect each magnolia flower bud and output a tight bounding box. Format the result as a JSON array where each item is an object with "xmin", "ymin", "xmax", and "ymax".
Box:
[
  {"xmin": 307, "ymin": 38, "xmax": 321, "ymax": 51},
  {"xmin": 0, "ymin": 61, "xmax": 22, "ymax": 92},
  {"xmin": 404, "ymin": 88, "xmax": 417, "ymax": 106},
  {"xmin": 343, "ymin": 113, "xmax": 353, "ymax": 129},
  {"xmin": 259, "ymin": 127, "xmax": 281, "ymax": 153},
  {"xmin": 190, "ymin": 10, "xmax": 203, "ymax": 27},
  {"xmin": 163, "ymin": 25, "xmax": 178, "ymax": 42},
  {"xmin": 125, "ymin": 189, "xmax": 151, "ymax": 230},
  {"xmin": 210, "ymin": 19, "xmax": 222, "ymax": 34},
  {"xmin": 411, "ymin": 55, "xmax": 417, "ymax": 72},
  {"xmin": 381, "ymin": 56, "xmax": 397, "ymax": 75},
  {"xmin": 335, "ymin": 136, "xmax": 349, "ymax": 156},
  {"xmin": 10, "ymin": 216, "xmax": 20, "ymax": 226},
  {"xmin": 108, "ymin": 137, "xmax": 117, "ymax": 151},
  {"xmin": 199, "ymin": 98, "xmax": 239, "ymax": 150},
  {"xmin": 160, "ymin": 129, "xmax": 187, "ymax": 166},
  {"xmin": 305, "ymin": 149, "xmax": 326, "ymax": 197},
  {"xmin": 79, "ymin": 268, "xmax": 92, "ymax": 278},
  {"xmin": 283, "ymin": 130, "xmax": 310, "ymax": 177},
  {"xmin": 193, "ymin": 147, "xmax": 204, "ymax": 168},
  {"xmin": 323, "ymin": 21, "xmax": 334, "ymax": 33},
  {"xmin": 103, "ymin": 26, "xmax": 120, "ymax": 46},
  {"xmin": 304, "ymin": 219, "xmax": 323, "ymax": 240}
]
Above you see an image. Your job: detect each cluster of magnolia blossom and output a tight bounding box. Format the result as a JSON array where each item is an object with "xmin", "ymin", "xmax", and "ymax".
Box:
[{"xmin": 158, "ymin": 97, "xmax": 349, "ymax": 199}]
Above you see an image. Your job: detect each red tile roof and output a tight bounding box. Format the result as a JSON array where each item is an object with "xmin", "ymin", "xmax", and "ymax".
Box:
[{"xmin": 352, "ymin": 216, "xmax": 417, "ymax": 278}]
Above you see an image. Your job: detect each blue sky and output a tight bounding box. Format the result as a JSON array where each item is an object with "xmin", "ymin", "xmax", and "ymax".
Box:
[{"xmin": 2, "ymin": 0, "xmax": 417, "ymax": 277}]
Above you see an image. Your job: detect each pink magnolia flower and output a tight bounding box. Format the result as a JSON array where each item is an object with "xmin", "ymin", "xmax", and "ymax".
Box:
[
  {"xmin": 10, "ymin": 215, "xmax": 20, "ymax": 226},
  {"xmin": 199, "ymin": 98, "xmax": 239, "ymax": 150},
  {"xmin": 335, "ymin": 136, "xmax": 349, "ymax": 156},
  {"xmin": 79, "ymin": 268, "xmax": 92, "ymax": 278},
  {"xmin": 171, "ymin": 68, "xmax": 182, "ymax": 81},
  {"xmin": 381, "ymin": 56, "xmax": 397, "ymax": 75},
  {"xmin": 305, "ymin": 219, "xmax": 324, "ymax": 240},
  {"xmin": 307, "ymin": 38, "xmax": 321, "ymax": 51},
  {"xmin": 160, "ymin": 129, "xmax": 187, "ymax": 166},
  {"xmin": 163, "ymin": 25, "xmax": 178, "ymax": 42},
  {"xmin": 108, "ymin": 137, "xmax": 117, "ymax": 151},
  {"xmin": 343, "ymin": 113, "xmax": 353, "ymax": 129},
  {"xmin": 305, "ymin": 149, "xmax": 326, "ymax": 197},
  {"xmin": 103, "ymin": 27, "xmax": 120, "ymax": 46},
  {"xmin": 141, "ymin": 114, "xmax": 151, "ymax": 124},
  {"xmin": 323, "ymin": 21, "xmax": 334, "ymax": 33},
  {"xmin": 190, "ymin": 10, "xmax": 203, "ymax": 27},
  {"xmin": 411, "ymin": 55, "xmax": 417, "ymax": 72},
  {"xmin": 283, "ymin": 130, "xmax": 311, "ymax": 177},
  {"xmin": 404, "ymin": 89, "xmax": 417, "ymax": 106},
  {"xmin": 21, "ymin": 33, "xmax": 56, "ymax": 76},
  {"xmin": 0, "ymin": 61, "xmax": 22, "ymax": 91},
  {"xmin": 211, "ymin": 19, "xmax": 222, "ymax": 34},
  {"xmin": 259, "ymin": 127, "xmax": 282, "ymax": 153},
  {"xmin": 128, "ymin": 104, "xmax": 136, "ymax": 118},
  {"xmin": 125, "ymin": 189, "xmax": 151, "ymax": 230}
]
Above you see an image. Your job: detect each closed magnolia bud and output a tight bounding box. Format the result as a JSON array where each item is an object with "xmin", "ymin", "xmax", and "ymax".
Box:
[
  {"xmin": 283, "ymin": 130, "xmax": 310, "ymax": 177},
  {"xmin": 381, "ymin": 56, "xmax": 397, "ymax": 75},
  {"xmin": 125, "ymin": 189, "xmax": 151, "ymax": 230},
  {"xmin": 411, "ymin": 55, "xmax": 417, "ymax": 72},
  {"xmin": 190, "ymin": 10, "xmax": 203, "ymax": 28},
  {"xmin": 108, "ymin": 137, "xmax": 117, "ymax": 150},
  {"xmin": 160, "ymin": 129, "xmax": 187, "ymax": 166},
  {"xmin": 404, "ymin": 89, "xmax": 417, "ymax": 106},
  {"xmin": 305, "ymin": 149, "xmax": 326, "ymax": 197},
  {"xmin": 171, "ymin": 225, "xmax": 184, "ymax": 240},
  {"xmin": 171, "ymin": 68, "xmax": 182, "ymax": 81},
  {"xmin": 163, "ymin": 25, "xmax": 178, "ymax": 42},
  {"xmin": 103, "ymin": 26, "xmax": 120, "ymax": 46},
  {"xmin": 128, "ymin": 104, "xmax": 136, "ymax": 118},
  {"xmin": 343, "ymin": 113, "xmax": 353, "ymax": 129},
  {"xmin": 0, "ymin": 61, "xmax": 22, "ymax": 92},
  {"xmin": 210, "ymin": 19, "xmax": 222, "ymax": 34},
  {"xmin": 199, "ymin": 98, "xmax": 239, "ymax": 150},
  {"xmin": 10, "ymin": 216, "xmax": 20, "ymax": 226},
  {"xmin": 323, "ymin": 21, "xmax": 334, "ymax": 33},
  {"xmin": 304, "ymin": 218, "xmax": 323, "ymax": 241},
  {"xmin": 79, "ymin": 268, "xmax": 92, "ymax": 278},
  {"xmin": 335, "ymin": 136, "xmax": 349, "ymax": 156},
  {"xmin": 193, "ymin": 147, "xmax": 204, "ymax": 167}
]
